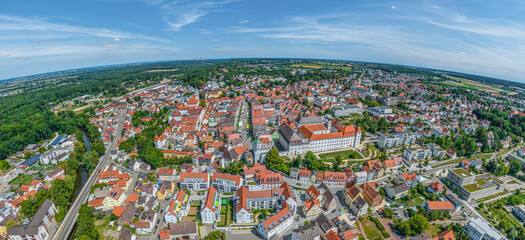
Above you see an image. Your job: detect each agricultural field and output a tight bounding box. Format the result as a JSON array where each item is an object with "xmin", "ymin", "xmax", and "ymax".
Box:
[
  {"xmin": 292, "ymin": 63, "xmax": 353, "ymax": 70},
  {"xmin": 444, "ymin": 75, "xmax": 517, "ymax": 95}
]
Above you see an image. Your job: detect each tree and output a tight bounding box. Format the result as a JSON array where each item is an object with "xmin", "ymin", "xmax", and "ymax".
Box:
[
  {"xmin": 0, "ymin": 160, "xmax": 10, "ymax": 171},
  {"xmin": 6, "ymin": 221, "xmax": 18, "ymax": 231},
  {"xmin": 509, "ymin": 160, "xmax": 522, "ymax": 176},
  {"xmin": 396, "ymin": 221, "xmax": 412, "ymax": 236},
  {"xmin": 395, "ymin": 213, "xmax": 430, "ymax": 236},
  {"xmin": 486, "ymin": 160, "xmax": 498, "ymax": 173},
  {"xmin": 304, "ymin": 151, "xmax": 325, "ymax": 171},
  {"xmin": 291, "ymin": 156, "xmax": 302, "ymax": 168},
  {"xmin": 383, "ymin": 207, "xmax": 394, "ymax": 219},
  {"xmin": 90, "ymin": 140, "xmax": 106, "ymax": 156},
  {"xmin": 75, "ymin": 204, "xmax": 98, "ymax": 240},
  {"xmin": 478, "ymin": 202, "xmax": 485, "ymax": 209},
  {"xmin": 142, "ymin": 145, "xmax": 164, "ymax": 168},
  {"xmin": 265, "ymin": 148, "xmax": 290, "ymax": 174},
  {"xmin": 82, "ymin": 151, "xmax": 99, "ymax": 173},
  {"xmin": 202, "ymin": 231, "xmax": 226, "ymax": 240},
  {"xmin": 409, "ymin": 214, "xmax": 430, "ymax": 235}
]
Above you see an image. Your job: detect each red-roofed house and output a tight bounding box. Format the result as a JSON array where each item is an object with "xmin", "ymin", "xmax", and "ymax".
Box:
[
  {"xmin": 256, "ymin": 202, "xmax": 294, "ymax": 240},
  {"xmin": 164, "ymin": 189, "xmax": 190, "ymax": 223},
  {"xmin": 431, "ymin": 229, "xmax": 456, "ymax": 240},
  {"xmin": 303, "ymin": 199, "xmax": 321, "ymax": 217},
  {"xmin": 428, "ymin": 182, "xmax": 444, "ymax": 194},
  {"xmin": 400, "ymin": 172, "xmax": 417, "ymax": 186},
  {"xmin": 180, "ymin": 172, "xmax": 209, "ymax": 191},
  {"xmin": 200, "ymin": 186, "xmax": 220, "ymax": 224},
  {"xmin": 424, "ymin": 201, "xmax": 455, "ymax": 212},
  {"xmin": 211, "ymin": 173, "xmax": 243, "ymax": 192}
]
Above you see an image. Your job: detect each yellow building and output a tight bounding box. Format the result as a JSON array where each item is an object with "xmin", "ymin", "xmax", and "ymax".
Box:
[
  {"xmin": 344, "ymin": 184, "xmax": 363, "ymax": 208},
  {"xmin": 157, "ymin": 181, "xmax": 175, "ymax": 200},
  {"xmin": 161, "ymin": 150, "xmax": 194, "ymax": 159},
  {"xmin": 303, "ymin": 199, "xmax": 322, "ymax": 217},
  {"xmin": 205, "ymin": 90, "xmax": 223, "ymax": 99}
]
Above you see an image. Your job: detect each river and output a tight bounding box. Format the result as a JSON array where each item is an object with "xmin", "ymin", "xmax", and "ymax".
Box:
[
  {"xmin": 74, "ymin": 131, "xmax": 90, "ymax": 198},
  {"xmin": 69, "ymin": 130, "xmax": 91, "ymax": 240}
]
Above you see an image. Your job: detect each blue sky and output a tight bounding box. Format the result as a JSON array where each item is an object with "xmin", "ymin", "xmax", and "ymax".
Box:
[{"xmin": 1, "ymin": 0, "xmax": 525, "ymax": 82}]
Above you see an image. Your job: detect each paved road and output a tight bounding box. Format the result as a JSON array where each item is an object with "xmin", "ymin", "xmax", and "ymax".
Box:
[
  {"xmin": 53, "ymin": 107, "xmax": 127, "ymax": 240},
  {"xmin": 53, "ymin": 82, "xmax": 169, "ymax": 239}
]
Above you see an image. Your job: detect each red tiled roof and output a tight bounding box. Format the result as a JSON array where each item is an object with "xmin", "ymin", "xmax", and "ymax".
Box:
[
  {"xmin": 180, "ymin": 172, "xmax": 208, "ymax": 182},
  {"xmin": 202, "ymin": 186, "xmax": 218, "ymax": 212},
  {"xmin": 159, "ymin": 229, "xmax": 170, "ymax": 239},
  {"xmin": 212, "ymin": 173, "xmax": 242, "ymax": 185},
  {"xmin": 432, "ymin": 229, "xmax": 456, "ymax": 240},
  {"xmin": 89, "ymin": 197, "xmax": 105, "ymax": 207},
  {"xmin": 426, "ymin": 201, "xmax": 454, "ymax": 210},
  {"xmin": 113, "ymin": 206, "xmax": 127, "ymax": 217}
]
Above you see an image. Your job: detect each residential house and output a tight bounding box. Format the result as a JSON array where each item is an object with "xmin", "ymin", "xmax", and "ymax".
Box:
[
  {"xmin": 157, "ymin": 168, "xmax": 175, "ymax": 181},
  {"xmin": 200, "ymin": 186, "xmax": 221, "ymax": 224},
  {"xmin": 400, "ymin": 172, "xmax": 417, "ymax": 187},
  {"xmin": 298, "ymin": 169, "xmax": 312, "ymax": 182},
  {"xmin": 211, "ymin": 173, "xmax": 243, "ymax": 192},
  {"xmin": 427, "ymin": 182, "xmax": 444, "ymax": 194},
  {"xmin": 423, "ymin": 201, "xmax": 455, "ymax": 213},
  {"xmin": 7, "ymin": 200, "xmax": 56, "ymax": 240},
  {"xmin": 350, "ymin": 196, "xmax": 369, "ymax": 217},
  {"xmin": 303, "ymin": 199, "xmax": 322, "ymax": 217},
  {"xmin": 167, "ymin": 222, "xmax": 199, "ymax": 239},
  {"xmin": 164, "ymin": 190, "xmax": 190, "ymax": 223},
  {"xmin": 180, "ymin": 172, "xmax": 209, "ymax": 191},
  {"xmin": 431, "ymin": 230, "xmax": 456, "ymax": 240},
  {"xmin": 256, "ymin": 202, "xmax": 294, "ymax": 240},
  {"xmin": 234, "ymin": 183, "xmax": 297, "ymax": 224},
  {"xmin": 385, "ymin": 183, "xmax": 409, "ymax": 200}
]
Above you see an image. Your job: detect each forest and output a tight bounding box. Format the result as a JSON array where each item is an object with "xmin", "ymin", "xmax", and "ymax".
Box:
[{"xmin": 0, "ymin": 60, "xmax": 220, "ymax": 160}]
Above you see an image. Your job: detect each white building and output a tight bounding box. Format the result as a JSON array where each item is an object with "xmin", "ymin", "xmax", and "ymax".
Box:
[
  {"xmin": 234, "ymin": 183, "xmax": 297, "ymax": 224},
  {"xmin": 200, "ymin": 186, "xmax": 221, "ymax": 224},
  {"xmin": 211, "ymin": 173, "xmax": 243, "ymax": 193},
  {"xmin": 402, "ymin": 147, "xmax": 431, "ymax": 164},
  {"xmin": 256, "ymin": 202, "xmax": 294, "ymax": 240},
  {"xmin": 364, "ymin": 106, "xmax": 394, "ymax": 118},
  {"xmin": 377, "ymin": 132, "xmax": 416, "ymax": 149},
  {"xmin": 180, "ymin": 173, "xmax": 209, "ymax": 191},
  {"xmin": 164, "ymin": 190, "xmax": 190, "ymax": 223},
  {"xmin": 466, "ymin": 218, "xmax": 505, "ymax": 240},
  {"xmin": 279, "ymin": 116, "xmax": 361, "ymax": 156},
  {"xmin": 8, "ymin": 200, "xmax": 56, "ymax": 240}
]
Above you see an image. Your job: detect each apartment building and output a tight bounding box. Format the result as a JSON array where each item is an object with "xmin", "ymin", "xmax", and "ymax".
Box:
[{"xmin": 180, "ymin": 173, "xmax": 209, "ymax": 191}]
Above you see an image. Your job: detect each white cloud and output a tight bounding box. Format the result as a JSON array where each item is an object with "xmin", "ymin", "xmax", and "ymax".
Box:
[
  {"xmin": 240, "ymin": 19, "xmax": 249, "ymax": 24},
  {"xmin": 162, "ymin": 0, "xmax": 237, "ymax": 31},
  {"xmin": 0, "ymin": 14, "xmax": 176, "ymax": 62},
  {"xmin": 229, "ymin": 8, "xmax": 525, "ymax": 82},
  {"xmin": 391, "ymin": 5, "xmax": 396, "ymax": 10}
]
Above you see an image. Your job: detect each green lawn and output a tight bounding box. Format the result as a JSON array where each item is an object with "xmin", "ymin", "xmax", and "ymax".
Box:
[
  {"xmin": 428, "ymin": 224, "xmax": 442, "ymax": 238},
  {"xmin": 477, "ymin": 189, "xmax": 509, "ymax": 203},
  {"xmin": 359, "ymin": 217, "xmax": 384, "ymax": 240},
  {"xmin": 433, "ymin": 153, "xmax": 492, "ymax": 167},
  {"xmin": 406, "ymin": 197, "xmax": 424, "ymax": 207},
  {"xmin": 9, "ymin": 174, "xmax": 34, "ymax": 185},
  {"xmin": 319, "ymin": 150, "xmax": 363, "ymax": 161},
  {"xmin": 478, "ymin": 201, "xmax": 524, "ymax": 238},
  {"xmin": 217, "ymin": 214, "xmax": 227, "ymax": 227}
]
